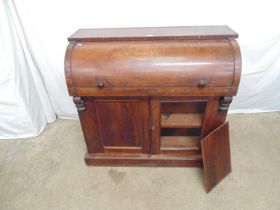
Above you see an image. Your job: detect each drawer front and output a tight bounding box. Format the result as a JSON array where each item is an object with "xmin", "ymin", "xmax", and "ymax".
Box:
[{"xmin": 69, "ymin": 40, "xmax": 235, "ymax": 89}]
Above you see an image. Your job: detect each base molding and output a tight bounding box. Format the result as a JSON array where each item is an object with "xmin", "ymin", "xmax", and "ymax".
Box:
[{"xmin": 85, "ymin": 153, "xmax": 203, "ymax": 167}]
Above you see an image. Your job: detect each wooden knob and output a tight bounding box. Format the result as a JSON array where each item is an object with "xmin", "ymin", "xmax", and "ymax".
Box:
[
  {"xmin": 97, "ymin": 81, "xmax": 104, "ymax": 88},
  {"xmin": 198, "ymin": 80, "xmax": 207, "ymax": 88}
]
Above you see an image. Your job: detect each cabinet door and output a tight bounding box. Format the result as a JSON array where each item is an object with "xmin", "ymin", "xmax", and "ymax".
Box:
[
  {"xmin": 201, "ymin": 122, "xmax": 231, "ymax": 192},
  {"xmin": 81, "ymin": 97, "xmax": 150, "ymax": 154}
]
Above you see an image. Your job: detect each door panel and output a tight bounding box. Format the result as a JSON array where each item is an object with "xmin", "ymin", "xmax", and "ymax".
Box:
[
  {"xmin": 201, "ymin": 122, "xmax": 231, "ymax": 192},
  {"xmin": 96, "ymin": 100, "xmax": 141, "ymax": 147},
  {"xmin": 93, "ymin": 97, "xmax": 150, "ymax": 154}
]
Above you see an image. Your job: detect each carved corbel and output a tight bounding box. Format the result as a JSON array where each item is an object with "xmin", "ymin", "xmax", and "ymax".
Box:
[
  {"xmin": 219, "ymin": 96, "xmax": 232, "ymax": 112},
  {"xmin": 73, "ymin": 96, "xmax": 85, "ymax": 112}
]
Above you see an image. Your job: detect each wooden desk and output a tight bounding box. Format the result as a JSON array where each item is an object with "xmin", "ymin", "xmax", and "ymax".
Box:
[{"xmin": 64, "ymin": 26, "xmax": 241, "ymax": 192}]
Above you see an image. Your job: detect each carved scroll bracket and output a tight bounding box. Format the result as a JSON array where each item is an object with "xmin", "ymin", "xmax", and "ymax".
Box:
[
  {"xmin": 73, "ymin": 96, "xmax": 85, "ymax": 112},
  {"xmin": 219, "ymin": 96, "xmax": 233, "ymax": 112}
]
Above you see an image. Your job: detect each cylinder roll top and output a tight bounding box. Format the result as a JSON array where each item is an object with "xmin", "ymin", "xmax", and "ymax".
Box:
[{"xmin": 65, "ymin": 26, "xmax": 241, "ymax": 96}]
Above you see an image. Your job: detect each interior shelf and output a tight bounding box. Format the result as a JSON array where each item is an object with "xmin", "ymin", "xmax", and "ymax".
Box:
[
  {"xmin": 161, "ymin": 136, "xmax": 199, "ymax": 149},
  {"xmin": 161, "ymin": 113, "xmax": 203, "ymax": 128},
  {"xmin": 159, "ymin": 101, "xmax": 205, "ymax": 154}
]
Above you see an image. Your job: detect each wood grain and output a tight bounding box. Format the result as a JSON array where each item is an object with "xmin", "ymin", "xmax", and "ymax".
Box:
[
  {"xmin": 69, "ymin": 40, "xmax": 235, "ymax": 89},
  {"xmin": 161, "ymin": 101, "xmax": 206, "ymax": 114},
  {"xmin": 201, "ymin": 122, "xmax": 231, "ymax": 193},
  {"xmin": 85, "ymin": 153, "xmax": 203, "ymax": 167},
  {"xmin": 65, "ymin": 26, "xmax": 241, "ymax": 192},
  {"xmin": 68, "ymin": 86, "xmax": 236, "ymax": 97},
  {"xmin": 95, "ymin": 100, "xmax": 142, "ymax": 147},
  {"xmin": 161, "ymin": 136, "xmax": 199, "ymax": 148},
  {"xmin": 68, "ymin": 26, "xmax": 238, "ymax": 42},
  {"xmin": 161, "ymin": 114, "xmax": 203, "ymax": 128},
  {"xmin": 151, "ymin": 97, "xmax": 161, "ymax": 154}
]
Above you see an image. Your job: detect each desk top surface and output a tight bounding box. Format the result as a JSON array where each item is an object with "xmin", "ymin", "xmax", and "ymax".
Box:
[{"xmin": 68, "ymin": 25, "xmax": 238, "ymax": 42}]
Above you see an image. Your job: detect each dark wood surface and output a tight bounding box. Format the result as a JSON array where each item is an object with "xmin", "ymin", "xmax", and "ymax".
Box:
[
  {"xmin": 68, "ymin": 25, "xmax": 238, "ymax": 42},
  {"xmin": 77, "ymin": 99, "xmax": 104, "ymax": 153},
  {"xmin": 160, "ymin": 136, "xmax": 199, "ymax": 148},
  {"xmin": 161, "ymin": 101, "xmax": 206, "ymax": 114},
  {"xmin": 68, "ymin": 86, "xmax": 238, "ymax": 97},
  {"xmin": 161, "ymin": 113, "xmax": 203, "ymax": 128},
  {"xmin": 65, "ymin": 27, "xmax": 241, "ymax": 96},
  {"xmin": 69, "ymin": 40, "xmax": 235, "ymax": 89},
  {"xmin": 85, "ymin": 153, "xmax": 203, "ymax": 167},
  {"xmin": 201, "ymin": 122, "xmax": 231, "ymax": 193},
  {"xmin": 150, "ymin": 97, "xmax": 161, "ymax": 154},
  {"xmin": 64, "ymin": 26, "xmax": 241, "ymax": 192},
  {"xmin": 95, "ymin": 100, "xmax": 142, "ymax": 147},
  {"xmin": 81, "ymin": 97, "xmax": 150, "ymax": 154}
]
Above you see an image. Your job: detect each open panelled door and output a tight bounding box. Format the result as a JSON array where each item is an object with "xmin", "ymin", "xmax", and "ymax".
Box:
[{"xmin": 201, "ymin": 122, "xmax": 231, "ymax": 193}]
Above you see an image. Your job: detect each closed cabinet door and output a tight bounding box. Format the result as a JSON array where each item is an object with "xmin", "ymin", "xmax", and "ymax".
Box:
[{"xmin": 80, "ymin": 97, "xmax": 150, "ymax": 154}]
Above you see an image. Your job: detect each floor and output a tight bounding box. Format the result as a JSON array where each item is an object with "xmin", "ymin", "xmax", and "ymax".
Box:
[{"xmin": 0, "ymin": 112, "xmax": 280, "ymax": 210}]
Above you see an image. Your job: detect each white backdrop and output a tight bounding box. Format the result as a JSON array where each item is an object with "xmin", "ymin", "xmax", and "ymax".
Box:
[{"xmin": 1, "ymin": 0, "xmax": 280, "ymax": 139}]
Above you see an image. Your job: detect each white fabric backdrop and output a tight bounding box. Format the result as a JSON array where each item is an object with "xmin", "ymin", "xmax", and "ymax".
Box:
[{"xmin": 1, "ymin": 0, "xmax": 280, "ymax": 139}]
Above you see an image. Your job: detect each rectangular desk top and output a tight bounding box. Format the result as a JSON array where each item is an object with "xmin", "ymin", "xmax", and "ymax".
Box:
[{"xmin": 68, "ymin": 25, "xmax": 238, "ymax": 42}]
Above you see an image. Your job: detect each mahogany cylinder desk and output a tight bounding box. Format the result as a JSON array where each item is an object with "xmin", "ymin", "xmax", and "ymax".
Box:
[{"xmin": 64, "ymin": 26, "xmax": 241, "ymax": 192}]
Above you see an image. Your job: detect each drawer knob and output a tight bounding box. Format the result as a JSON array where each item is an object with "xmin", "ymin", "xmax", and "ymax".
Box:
[
  {"xmin": 198, "ymin": 80, "xmax": 207, "ymax": 88},
  {"xmin": 97, "ymin": 81, "xmax": 105, "ymax": 88}
]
